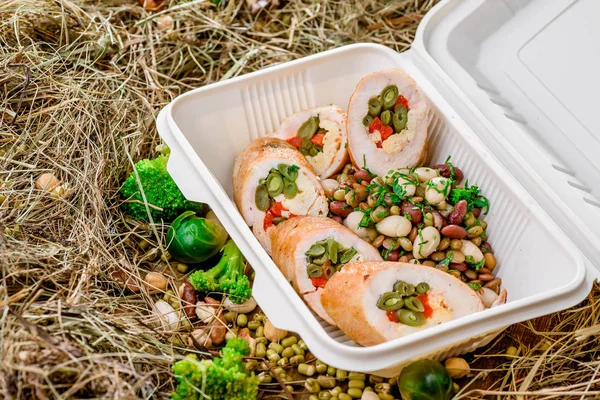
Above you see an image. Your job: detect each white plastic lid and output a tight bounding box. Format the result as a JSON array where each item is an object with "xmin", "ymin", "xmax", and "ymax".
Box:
[{"xmin": 412, "ymin": 0, "xmax": 600, "ymax": 270}]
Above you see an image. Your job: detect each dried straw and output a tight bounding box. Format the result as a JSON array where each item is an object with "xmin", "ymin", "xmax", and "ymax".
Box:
[{"xmin": 0, "ymin": 0, "xmax": 597, "ymax": 398}]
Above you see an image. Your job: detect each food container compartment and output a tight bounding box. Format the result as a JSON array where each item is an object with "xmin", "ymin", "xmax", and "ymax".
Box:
[{"xmin": 156, "ymin": 43, "xmax": 587, "ymax": 376}]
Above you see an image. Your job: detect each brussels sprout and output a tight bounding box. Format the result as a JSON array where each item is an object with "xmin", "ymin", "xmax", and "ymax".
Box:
[
  {"xmin": 398, "ymin": 359, "xmax": 452, "ymax": 400},
  {"xmin": 167, "ymin": 210, "xmax": 228, "ymax": 263}
]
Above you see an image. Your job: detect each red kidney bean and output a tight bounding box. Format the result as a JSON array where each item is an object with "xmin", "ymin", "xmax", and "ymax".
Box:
[
  {"xmin": 449, "ymin": 262, "xmax": 467, "ymax": 272},
  {"xmin": 448, "ymin": 200, "xmax": 468, "ymax": 225},
  {"xmin": 481, "ymin": 241, "xmax": 493, "ymax": 254},
  {"xmin": 401, "ymin": 201, "xmax": 422, "ymax": 223},
  {"xmin": 454, "ymin": 167, "xmax": 464, "ymax": 182},
  {"xmin": 473, "ymin": 208, "xmax": 482, "ymax": 218},
  {"xmin": 386, "ymin": 250, "xmax": 400, "ymax": 261},
  {"xmin": 433, "ymin": 164, "xmax": 451, "ymax": 178},
  {"xmin": 330, "ymin": 215, "xmax": 343, "ymax": 224},
  {"xmin": 181, "ymin": 280, "xmax": 197, "ymax": 320},
  {"xmin": 330, "ymin": 201, "xmax": 353, "ymax": 217},
  {"xmin": 353, "ymin": 169, "xmax": 372, "ymax": 183},
  {"xmin": 441, "ymin": 224, "xmax": 467, "ymax": 239}
]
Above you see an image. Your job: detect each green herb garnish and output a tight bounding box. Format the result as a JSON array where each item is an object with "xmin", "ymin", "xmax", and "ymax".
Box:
[{"xmin": 449, "ymin": 180, "xmax": 490, "ymax": 214}]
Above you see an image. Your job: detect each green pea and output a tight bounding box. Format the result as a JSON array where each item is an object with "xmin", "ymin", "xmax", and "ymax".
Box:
[
  {"xmin": 348, "ymin": 379, "xmax": 365, "ymax": 389},
  {"xmin": 306, "ymin": 243, "xmax": 326, "ymax": 257},
  {"xmin": 298, "ymin": 116, "xmax": 320, "ymax": 140},
  {"xmin": 236, "ymin": 314, "xmax": 248, "ymax": 327},
  {"xmin": 397, "ymin": 309, "xmax": 426, "ymax": 326},
  {"xmin": 392, "ymin": 105, "xmax": 408, "ymax": 132},
  {"xmin": 368, "ymin": 97, "xmax": 382, "ymax": 117},
  {"xmin": 380, "ymin": 110, "xmax": 392, "ymax": 126},
  {"xmin": 363, "ymin": 115, "xmax": 374, "ymax": 127},
  {"xmin": 247, "ymin": 320, "xmax": 261, "ymax": 330},
  {"xmin": 340, "ymin": 247, "xmax": 357, "ymax": 264},
  {"xmin": 268, "ymin": 342, "xmax": 284, "ymax": 354},
  {"xmin": 255, "ymin": 184, "xmax": 270, "ymax": 211},
  {"xmin": 282, "ymin": 347, "xmax": 295, "ymax": 359},
  {"xmin": 316, "ymin": 360, "xmax": 328, "ymax": 374},
  {"xmin": 281, "ymin": 336, "xmax": 298, "ymax": 347},
  {"xmin": 336, "ymin": 369, "xmax": 347, "ymax": 382},
  {"xmin": 380, "ymin": 85, "xmax": 399, "ymax": 109},
  {"xmin": 283, "ymin": 179, "xmax": 298, "ymax": 199},
  {"xmin": 291, "ymin": 343, "xmax": 304, "ymax": 355},
  {"xmin": 376, "ymin": 292, "xmax": 404, "ymax": 311},
  {"xmin": 404, "ymin": 296, "xmax": 425, "ymax": 312},
  {"xmin": 316, "ymin": 375, "xmax": 336, "ymax": 389},
  {"xmin": 256, "ymin": 343, "xmax": 266, "ymax": 358},
  {"xmin": 347, "ymin": 388, "xmax": 363, "ymax": 399},
  {"xmin": 416, "ymin": 282, "xmax": 430, "ymax": 294},
  {"xmin": 327, "ymin": 366, "xmax": 337, "ymax": 376}
]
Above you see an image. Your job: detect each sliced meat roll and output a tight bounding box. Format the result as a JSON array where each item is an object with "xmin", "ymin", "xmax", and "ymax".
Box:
[
  {"xmin": 270, "ymin": 216, "xmax": 382, "ymax": 326},
  {"xmin": 321, "ymin": 262, "xmax": 484, "ymax": 346},
  {"xmin": 347, "ymin": 69, "xmax": 429, "ymax": 177},
  {"xmin": 271, "ymin": 105, "xmax": 349, "ymax": 179},
  {"xmin": 233, "ymin": 137, "xmax": 329, "ymax": 254}
]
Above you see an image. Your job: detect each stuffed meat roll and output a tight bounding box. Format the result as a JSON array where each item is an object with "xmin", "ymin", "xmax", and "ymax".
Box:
[
  {"xmin": 270, "ymin": 216, "xmax": 382, "ymax": 326},
  {"xmin": 271, "ymin": 105, "xmax": 348, "ymax": 179},
  {"xmin": 233, "ymin": 137, "xmax": 329, "ymax": 254},
  {"xmin": 321, "ymin": 262, "xmax": 485, "ymax": 346},
  {"xmin": 347, "ymin": 69, "xmax": 429, "ymax": 177}
]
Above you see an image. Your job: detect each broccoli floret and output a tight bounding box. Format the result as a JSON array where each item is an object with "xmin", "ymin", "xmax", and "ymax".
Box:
[
  {"xmin": 120, "ymin": 155, "xmax": 203, "ymax": 222},
  {"xmin": 188, "ymin": 240, "xmax": 252, "ymax": 303},
  {"xmin": 172, "ymin": 339, "xmax": 258, "ymax": 400}
]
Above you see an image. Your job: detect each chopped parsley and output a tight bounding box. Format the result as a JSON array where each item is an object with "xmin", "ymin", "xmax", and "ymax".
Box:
[
  {"xmin": 449, "ymin": 180, "xmax": 490, "ymax": 214},
  {"xmin": 472, "ymin": 259, "xmax": 486, "ymax": 271},
  {"xmin": 438, "ymin": 252, "xmax": 454, "ymax": 267},
  {"xmin": 289, "ymin": 165, "xmax": 299, "ymax": 173},
  {"xmin": 361, "ymin": 155, "xmax": 377, "ymax": 178},
  {"xmin": 445, "ymin": 155, "xmax": 458, "ymax": 181},
  {"xmin": 468, "ymin": 282, "xmax": 482, "ymax": 291}
]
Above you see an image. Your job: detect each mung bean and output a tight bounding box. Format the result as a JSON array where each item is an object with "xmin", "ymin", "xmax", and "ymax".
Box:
[
  {"xmin": 336, "ymin": 369, "xmax": 347, "ymax": 381},
  {"xmin": 316, "ymin": 360, "xmax": 328, "ymax": 374},
  {"xmin": 349, "ymin": 380, "xmax": 365, "ymax": 389},
  {"xmin": 347, "ymin": 388, "xmax": 363, "ymax": 398},
  {"xmin": 305, "ymin": 378, "xmax": 320, "ymax": 393},
  {"xmin": 298, "ymin": 363, "xmax": 316, "ymax": 376},
  {"xmin": 237, "ymin": 314, "xmax": 247, "ymax": 327}
]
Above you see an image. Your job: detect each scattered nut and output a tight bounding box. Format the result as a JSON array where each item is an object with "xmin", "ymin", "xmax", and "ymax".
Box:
[
  {"xmin": 223, "ymin": 297, "xmax": 257, "ymax": 314},
  {"xmin": 264, "ymin": 320, "xmax": 287, "ymax": 342},
  {"xmin": 195, "ymin": 301, "xmax": 216, "ymax": 323},
  {"xmin": 209, "ymin": 313, "xmax": 227, "ymax": 345},
  {"xmin": 239, "ymin": 328, "xmax": 256, "ymax": 356},
  {"xmin": 444, "ymin": 357, "xmax": 470, "ymax": 379},
  {"xmin": 144, "ymin": 271, "xmax": 168, "ymax": 291},
  {"xmin": 153, "ymin": 300, "xmax": 179, "ymax": 331},
  {"xmin": 179, "ymin": 280, "xmax": 197, "ymax": 320},
  {"xmin": 191, "ymin": 329, "xmax": 212, "ymax": 349},
  {"xmin": 111, "ymin": 270, "xmax": 140, "ymax": 293},
  {"xmin": 35, "ymin": 173, "xmax": 60, "ymax": 192}
]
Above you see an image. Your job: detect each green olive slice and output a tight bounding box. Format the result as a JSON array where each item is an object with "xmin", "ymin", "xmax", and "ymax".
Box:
[
  {"xmin": 283, "ymin": 179, "xmax": 298, "ymax": 199},
  {"xmin": 306, "ymin": 243, "xmax": 326, "ymax": 257},
  {"xmin": 380, "ymin": 85, "xmax": 399, "ymax": 109},
  {"xmin": 312, "ymin": 252, "xmax": 329, "ymax": 265},
  {"xmin": 327, "ymin": 238, "xmax": 338, "ymax": 264},
  {"xmin": 363, "ymin": 115, "xmax": 374, "ymax": 127},
  {"xmin": 380, "ymin": 110, "xmax": 392, "ymax": 126},
  {"xmin": 255, "ymin": 184, "xmax": 270, "ymax": 211},
  {"xmin": 393, "ymin": 105, "xmax": 408, "ymax": 132},
  {"xmin": 339, "ymin": 248, "xmax": 357, "ymax": 264},
  {"xmin": 397, "ymin": 309, "xmax": 426, "ymax": 326},
  {"xmin": 267, "ymin": 173, "xmax": 283, "ymax": 197},
  {"xmin": 404, "ymin": 296, "xmax": 425, "ymax": 313},
  {"xmin": 298, "ymin": 116, "xmax": 320, "ymax": 140},
  {"xmin": 323, "ymin": 264, "xmax": 335, "ymax": 279},
  {"xmin": 416, "ymin": 282, "xmax": 430, "ymax": 294},
  {"xmin": 272, "ymin": 216, "xmax": 287, "ymax": 225},
  {"xmin": 377, "ymin": 292, "xmax": 404, "ymax": 311},
  {"xmin": 393, "ymin": 281, "xmax": 413, "ymax": 296},
  {"xmin": 368, "ymin": 97, "xmax": 382, "ymax": 117},
  {"xmin": 307, "ymin": 264, "xmax": 323, "ymax": 278}
]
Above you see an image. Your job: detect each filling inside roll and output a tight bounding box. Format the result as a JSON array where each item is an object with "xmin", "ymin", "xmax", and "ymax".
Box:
[
  {"xmin": 303, "ymin": 238, "xmax": 359, "ymax": 290},
  {"xmin": 361, "ymin": 85, "xmax": 417, "ymax": 154},
  {"xmin": 285, "ymin": 116, "xmax": 343, "ymax": 176}
]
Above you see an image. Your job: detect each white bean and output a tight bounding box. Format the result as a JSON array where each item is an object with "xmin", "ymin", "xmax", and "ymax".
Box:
[
  {"xmin": 154, "ymin": 300, "xmax": 180, "ymax": 331},
  {"xmin": 478, "ymin": 287, "xmax": 499, "ymax": 308},
  {"xmin": 345, "ymin": 211, "xmax": 378, "ymax": 241},
  {"xmin": 412, "ymin": 226, "xmax": 441, "ymax": 259},
  {"xmin": 376, "ymin": 215, "xmax": 412, "ymax": 238},
  {"xmin": 195, "ymin": 301, "xmax": 216, "ymax": 323},
  {"xmin": 321, "ymin": 179, "xmax": 340, "ymax": 198},
  {"xmin": 425, "ymin": 177, "xmax": 451, "ymax": 205},
  {"xmin": 415, "ymin": 167, "xmax": 439, "ymax": 182},
  {"xmin": 461, "ymin": 240, "xmax": 484, "ymax": 263}
]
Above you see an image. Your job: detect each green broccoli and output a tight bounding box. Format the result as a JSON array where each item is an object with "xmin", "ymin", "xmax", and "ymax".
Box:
[
  {"xmin": 188, "ymin": 240, "xmax": 252, "ymax": 303},
  {"xmin": 172, "ymin": 338, "xmax": 258, "ymax": 400},
  {"xmin": 120, "ymin": 155, "xmax": 203, "ymax": 222}
]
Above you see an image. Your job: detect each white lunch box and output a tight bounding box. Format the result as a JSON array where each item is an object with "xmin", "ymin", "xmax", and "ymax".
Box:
[{"xmin": 157, "ymin": 0, "xmax": 599, "ymax": 376}]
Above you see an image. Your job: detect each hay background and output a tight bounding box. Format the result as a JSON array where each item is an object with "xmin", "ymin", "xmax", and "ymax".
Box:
[{"xmin": 1, "ymin": 0, "xmax": 599, "ymax": 398}]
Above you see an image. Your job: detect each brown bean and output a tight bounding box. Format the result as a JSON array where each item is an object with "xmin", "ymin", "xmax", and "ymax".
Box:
[
  {"xmin": 448, "ymin": 200, "xmax": 468, "ymax": 225},
  {"xmin": 399, "ymin": 255, "xmax": 409, "ymax": 263},
  {"xmin": 422, "ymin": 260, "xmax": 436, "ymax": 267},
  {"xmin": 464, "ymin": 269, "xmax": 478, "ymax": 280},
  {"xmin": 331, "ymin": 215, "xmax": 343, "ymax": 224},
  {"xmin": 382, "ymin": 238, "xmax": 400, "ymax": 250},
  {"xmin": 449, "ymin": 270, "xmax": 461, "ymax": 279},
  {"xmin": 372, "ymin": 235, "xmax": 385, "ymax": 248},
  {"xmin": 471, "ymin": 236, "xmax": 482, "ymax": 247},
  {"xmin": 479, "ymin": 267, "xmax": 492, "ymax": 274},
  {"xmin": 481, "ymin": 241, "xmax": 493, "ymax": 254},
  {"xmin": 441, "ymin": 225, "xmax": 467, "ymax": 239},
  {"xmin": 411, "ymin": 196, "xmax": 424, "ymax": 203},
  {"xmin": 401, "ymin": 201, "xmax": 422, "ymax": 224},
  {"xmin": 181, "ymin": 280, "xmax": 197, "ymax": 320},
  {"xmin": 330, "ymin": 201, "xmax": 353, "ymax": 217},
  {"xmin": 431, "ymin": 252, "xmax": 446, "ymax": 262},
  {"xmin": 353, "ymin": 169, "xmax": 372, "ymax": 183},
  {"xmin": 354, "ymin": 185, "xmax": 368, "ymax": 201},
  {"xmin": 450, "ymin": 239, "xmax": 462, "ymax": 250},
  {"xmin": 371, "ymin": 206, "xmax": 389, "ymax": 223},
  {"xmin": 345, "ymin": 191, "xmax": 359, "ymax": 207},
  {"xmin": 449, "ymin": 262, "xmax": 467, "ymax": 272},
  {"xmin": 478, "ymin": 274, "xmax": 495, "ymax": 282},
  {"xmin": 405, "ymin": 253, "xmax": 415, "ymax": 261},
  {"xmin": 473, "ymin": 208, "xmax": 482, "ymax": 218},
  {"xmin": 484, "ymin": 252, "xmax": 497, "ymax": 270},
  {"xmin": 209, "ymin": 313, "xmax": 227, "ymax": 345},
  {"xmin": 467, "ymin": 226, "xmax": 483, "ymax": 238},
  {"xmin": 408, "ymin": 227, "xmax": 418, "ymax": 242},
  {"xmin": 439, "ymin": 237, "xmax": 450, "ymax": 251},
  {"xmin": 484, "ymin": 278, "xmax": 501, "ymax": 290},
  {"xmin": 386, "ymin": 250, "xmax": 400, "ymax": 261},
  {"xmin": 436, "ymin": 264, "xmax": 449, "ymax": 273},
  {"xmin": 359, "ymin": 202, "xmax": 370, "ymax": 210}
]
